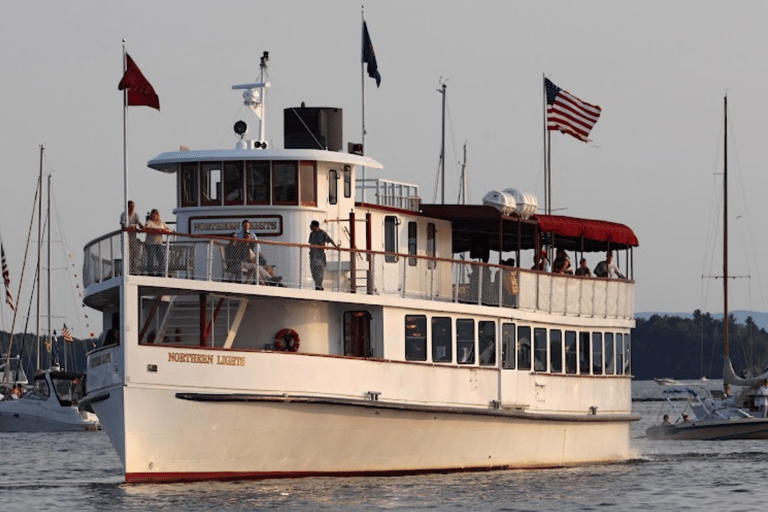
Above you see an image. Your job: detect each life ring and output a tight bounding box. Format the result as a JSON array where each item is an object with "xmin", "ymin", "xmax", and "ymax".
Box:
[{"xmin": 274, "ymin": 328, "xmax": 300, "ymax": 352}]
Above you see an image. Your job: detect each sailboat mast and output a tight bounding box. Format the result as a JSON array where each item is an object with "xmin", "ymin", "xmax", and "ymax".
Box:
[
  {"xmin": 36, "ymin": 145, "xmax": 43, "ymax": 370},
  {"xmin": 439, "ymin": 81, "xmax": 446, "ymax": 204},
  {"xmin": 723, "ymin": 95, "xmax": 730, "ymax": 378}
]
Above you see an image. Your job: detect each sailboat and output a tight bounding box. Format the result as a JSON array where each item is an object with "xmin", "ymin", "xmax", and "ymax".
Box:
[
  {"xmin": 0, "ymin": 148, "xmax": 99, "ymax": 431},
  {"xmin": 646, "ymin": 96, "xmax": 768, "ymax": 440}
]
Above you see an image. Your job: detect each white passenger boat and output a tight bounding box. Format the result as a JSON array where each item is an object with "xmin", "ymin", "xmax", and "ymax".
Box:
[
  {"xmin": 80, "ymin": 56, "xmax": 640, "ymax": 483},
  {"xmin": 0, "ymin": 368, "xmax": 99, "ymax": 431}
]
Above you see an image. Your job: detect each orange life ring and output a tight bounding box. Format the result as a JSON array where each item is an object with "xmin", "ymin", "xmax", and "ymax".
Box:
[{"xmin": 274, "ymin": 328, "xmax": 300, "ymax": 352}]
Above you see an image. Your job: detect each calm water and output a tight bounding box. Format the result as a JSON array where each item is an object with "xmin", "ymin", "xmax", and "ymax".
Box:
[{"xmin": 3, "ymin": 381, "xmax": 768, "ymax": 512}]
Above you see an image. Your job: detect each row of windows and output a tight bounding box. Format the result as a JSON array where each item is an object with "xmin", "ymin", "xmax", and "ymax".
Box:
[
  {"xmin": 179, "ymin": 160, "xmax": 352, "ymax": 208},
  {"xmin": 384, "ymin": 217, "xmax": 436, "ymax": 264},
  {"xmin": 404, "ymin": 315, "xmax": 630, "ymax": 375}
]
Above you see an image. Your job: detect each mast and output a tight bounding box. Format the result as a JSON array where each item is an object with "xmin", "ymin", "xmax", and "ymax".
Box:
[
  {"xmin": 438, "ymin": 80, "xmax": 446, "ymax": 204},
  {"xmin": 47, "ymin": 173, "xmax": 53, "ymax": 369},
  {"xmin": 723, "ymin": 94, "xmax": 729, "ymax": 391},
  {"xmin": 36, "ymin": 145, "xmax": 43, "ymax": 370}
]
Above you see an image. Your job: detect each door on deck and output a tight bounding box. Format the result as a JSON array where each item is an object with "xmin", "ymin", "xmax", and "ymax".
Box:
[{"xmin": 344, "ymin": 311, "xmax": 371, "ymax": 357}]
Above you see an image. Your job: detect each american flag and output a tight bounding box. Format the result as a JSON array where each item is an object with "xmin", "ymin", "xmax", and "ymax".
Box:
[
  {"xmin": 544, "ymin": 78, "xmax": 601, "ymax": 142},
  {"xmin": 1, "ymin": 243, "xmax": 13, "ymax": 311},
  {"xmin": 62, "ymin": 324, "xmax": 74, "ymax": 343}
]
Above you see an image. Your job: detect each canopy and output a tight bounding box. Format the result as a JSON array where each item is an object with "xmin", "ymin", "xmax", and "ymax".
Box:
[{"xmin": 419, "ymin": 204, "xmax": 639, "ymax": 254}]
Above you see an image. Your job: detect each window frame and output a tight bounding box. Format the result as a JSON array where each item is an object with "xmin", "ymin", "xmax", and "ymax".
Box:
[
  {"xmin": 518, "ymin": 326, "xmax": 532, "ymax": 371},
  {"xmin": 478, "ymin": 320, "xmax": 496, "ymax": 366},
  {"xmin": 592, "ymin": 332, "xmax": 603, "ymax": 375},
  {"xmin": 246, "ymin": 161, "xmax": 271, "ymax": 205},
  {"xmin": 502, "ymin": 322, "xmax": 516, "ymax": 369},
  {"xmin": 431, "ymin": 316, "xmax": 452, "ymax": 363},
  {"xmin": 404, "ymin": 315, "xmax": 427, "ymax": 361},
  {"xmin": 272, "ymin": 161, "xmax": 299, "ymax": 205},
  {"xmin": 200, "ymin": 162, "xmax": 222, "ymax": 206},
  {"xmin": 328, "ymin": 169, "xmax": 339, "ymax": 205},
  {"xmin": 384, "ymin": 216, "xmax": 398, "ymax": 263},
  {"xmin": 223, "ymin": 161, "xmax": 245, "ymax": 206},
  {"xmin": 343, "ymin": 165, "xmax": 352, "ymax": 198},
  {"xmin": 299, "ymin": 160, "xmax": 317, "ymax": 207},
  {"xmin": 180, "ymin": 162, "xmax": 199, "ymax": 207},
  {"xmin": 456, "ymin": 319, "xmax": 475, "ymax": 365},
  {"xmin": 550, "ymin": 329, "xmax": 563, "ymax": 374},
  {"xmin": 534, "ymin": 327, "xmax": 547, "ymax": 372},
  {"xmin": 565, "ymin": 330, "xmax": 577, "ymax": 374},
  {"xmin": 604, "ymin": 332, "xmax": 615, "ymax": 375},
  {"xmin": 407, "ymin": 221, "xmax": 417, "ymax": 267}
]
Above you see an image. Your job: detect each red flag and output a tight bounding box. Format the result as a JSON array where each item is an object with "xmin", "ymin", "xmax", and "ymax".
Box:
[
  {"xmin": 62, "ymin": 324, "xmax": 74, "ymax": 343},
  {"xmin": 545, "ymin": 78, "xmax": 601, "ymax": 142},
  {"xmin": 118, "ymin": 53, "xmax": 160, "ymax": 110},
  {"xmin": 1, "ymin": 243, "xmax": 13, "ymax": 311}
]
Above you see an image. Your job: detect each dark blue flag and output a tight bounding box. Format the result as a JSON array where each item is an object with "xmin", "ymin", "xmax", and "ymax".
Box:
[{"xmin": 363, "ymin": 21, "xmax": 381, "ymax": 87}]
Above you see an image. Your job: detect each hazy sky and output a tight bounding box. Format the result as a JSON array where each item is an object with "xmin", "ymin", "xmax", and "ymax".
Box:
[{"xmin": 1, "ymin": 1, "xmax": 767, "ymax": 335}]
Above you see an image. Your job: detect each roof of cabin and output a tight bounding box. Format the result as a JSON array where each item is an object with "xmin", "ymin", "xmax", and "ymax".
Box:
[{"xmin": 147, "ymin": 148, "xmax": 384, "ymax": 173}]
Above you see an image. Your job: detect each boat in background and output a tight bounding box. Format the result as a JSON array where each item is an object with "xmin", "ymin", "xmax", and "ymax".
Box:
[
  {"xmin": 646, "ymin": 96, "xmax": 768, "ymax": 441},
  {"xmin": 653, "ymin": 377, "xmax": 679, "ymax": 385},
  {"xmin": 0, "ymin": 149, "xmax": 99, "ymax": 431}
]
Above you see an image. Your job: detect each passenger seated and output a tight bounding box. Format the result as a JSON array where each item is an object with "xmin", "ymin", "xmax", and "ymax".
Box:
[
  {"xmin": 553, "ymin": 249, "xmax": 573, "ymax": 274},
  {"xmin": 574, "ymin": 258, "xmax": 592, "ymax": 277}
]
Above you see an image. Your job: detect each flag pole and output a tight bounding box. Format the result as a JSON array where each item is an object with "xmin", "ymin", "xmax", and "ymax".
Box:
[
  {"xmin": 360, "ymin": 5, "xmax": 367, "ymax": 203},
  {"xmin": 542, "ymin": 74, "xmax": 549, "ymax": 216},
  {"xmin": 122, "ymin": 40, "xmax": 129, "ymax": 241}
]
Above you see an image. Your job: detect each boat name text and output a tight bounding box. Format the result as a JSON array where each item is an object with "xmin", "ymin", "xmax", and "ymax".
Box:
[{"xmin": 167, "ymin": 352, "xmax": 246, "ymax": 367}]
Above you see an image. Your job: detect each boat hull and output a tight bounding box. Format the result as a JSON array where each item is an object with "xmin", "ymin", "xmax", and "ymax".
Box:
[
  {"xmin": 0, "ymin": 402, "xmax": 99, "ymax": 432},
  {"xmin": 93, "ymin": 385, "xmax": 634, "ymax": 484},
  {"xmin": 646, "ymin": 419, "xmax": 768, "ymax": 440}
]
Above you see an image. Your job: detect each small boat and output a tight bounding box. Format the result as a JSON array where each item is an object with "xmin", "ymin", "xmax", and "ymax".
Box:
[
  {"xmin": 653, "ymin": 377, "xmax": 679, "ymax": 385},
  {"xmin": 646, "ymin": 96, "xmax": 768, "ymax": 440},
  {"xmin": 646, "ymin": 387, "xmax": 768, "ymax": 440},
  {"xmin": 0, "ymin": 368, "xmax": 99, "ymax": 431}
]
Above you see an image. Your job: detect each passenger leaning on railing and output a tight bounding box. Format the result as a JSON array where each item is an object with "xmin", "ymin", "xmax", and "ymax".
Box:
[
  {"xmin": 119, "ymin": 200, "xmax": 144, "ymax": 274},
  {"xmin": 594, "ymin": 251, "xmax": 625, "ymax": 279},
  {"xmin": 144, "ymin": 209, "xmax": 171, "ymax": 276}
]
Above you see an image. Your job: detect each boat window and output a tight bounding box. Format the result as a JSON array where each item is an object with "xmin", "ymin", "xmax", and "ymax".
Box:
[
  {"xmin": 604, "ymin": 333, "xmax": 615, "ymax": 375},
  {"xmin": 343, "ymin": 165, "xmax": 351, "ymax": 198},
  {"xmin": 200, "ymin": 163, "xmax": 222, "ymax": 206},
  {"xmin": 579, "ymin": 332, "xmax": 590, "ymax": 374},
  {"xmin": 431, "ymin": 316, "xmax": 452, "ymax": 363},
  {"xmin": 518, "ymin": 326, "xmax": 531, "ymax": 370},
  {"xmin": 408, "ymin": 222, "xmax": 417, "ymax": 266},
  {"xmin": 299, "ymin": 161, "xmax": 317, "ymax": 206},
  {"xmin": 615, "ymin": 333, "xmax": 624, "ymax": 375},
  {"xmin": 52, "ymin": 377, "xmax": 77, "ymax": 406},
  {"xmin": 624, "ymin": 333, "xmax": 631, "ymax": 375},
  {"xmin": 180, "ymin": 162, "xmax": 199, "ymax": 206},
  {"xmin": 384, "ymin": 216, "xmax": 398, "ymax": 263},
  {"xmin": 456, "ymin": 319, "xmax": 475, "ymax": 364},
  {"xmin": 565, "ymin": 331, "xmax": 577, "ymax": 374},
  {"xmin": 28, "ymin": 378, "xmax": 49, "ymax": 400},
  {"xmin": 246, "ymin": 161, "xmax": 271, "ymax": 204},
  {"xmin": 223, "ymin": 161, "xmax": 244, "ymax": 205},
  {"xmin": 478, "ymin": 321, "xmax": 496, "ymax": 366},
  {"xmin": 329, "ymin": 170, "xmax": 338, "ymax": 205},
  {"xmin": 501, "ymin": 322, "xmax": 516, "ymax": 369},
  {"xmin": 273, "ymin": 161, "xmax": 298, "ymax": 204},
  {"xmin": 427, "ymin": 223, "xmax": 436, "ymax": 269},
  {"xmin": 592, "ymin": 332, "xmax": 603, "ymax": 375},
  {"xmin": 534, "ymin": 328, "xmax": 547, "ymax": 372},
  {"xmin": 405, "ymin": 315, "xmax": 427, "ymax": 361},
  {"xmin": 550, "ymin": 329, "xmax": 563, "ymax": 373}
]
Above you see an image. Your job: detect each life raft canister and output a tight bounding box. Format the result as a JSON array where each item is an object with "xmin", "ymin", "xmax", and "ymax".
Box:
[{"xmin": 274, "ymin": 328, "xmax": 300, "ymax": 352}]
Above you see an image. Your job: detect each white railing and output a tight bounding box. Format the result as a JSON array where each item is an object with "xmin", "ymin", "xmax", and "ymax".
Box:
[{"xmin": 83, "ymin": 230, "xmax": 634, "ymax": 319}]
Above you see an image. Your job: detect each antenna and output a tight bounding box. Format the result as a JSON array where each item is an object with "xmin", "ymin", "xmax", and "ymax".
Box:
[{"xmin": 232, "ymin": 51, "xmax": 271, "ymax": 147}]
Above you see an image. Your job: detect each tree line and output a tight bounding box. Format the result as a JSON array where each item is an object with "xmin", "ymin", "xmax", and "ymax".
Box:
[{"xmin": 631, "ymin": 311, "xmax": 768, "ymax": 380}]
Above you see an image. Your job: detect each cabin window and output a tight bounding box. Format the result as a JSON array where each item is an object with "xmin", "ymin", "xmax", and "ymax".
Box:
[
  {"xmin": 615, "ymin": 333, "xmax": 624, "ymax": 375},
  {"xmin": 343, "ymin": 165, "xmax": 352, "ymax": 198},
  {"xmin": 180, "ymin": 162, "xmax": 198, "ymax": 206},
  {"xmin": 408, "ymin": 222, "xmax": 417, "ymax": 266},
  {"xmin": 623, "ymin": 333, "xmax": 631, "ymax": 375},
  {"xmin": 518, "ymin": 326, "xmax": 531, "ymax": 370},
  {"xmin": 299, "ymin": 161, "xmax": 317, "ymax": 206},
  {"xmin": 604, "ymin": 333, "xmax": 615, "ymax": 375},
  {"xmin": 404, "ymin": 315, "xmax": 427, "ymax": 361},
  {"xmin": 592, "ymin": 332, "xmax": 603, "ymax": 375},
  {"xmin": 534, "ymin": 328, "xmax": 547, "ymax": 372},
  {"xmin": 565, "ymin": 331, "xmax": 577, "ymax": 374},
  {"xmin": 273, "ymin": 161, "xmax": 298, "ymax": 204},
  {"xmin": 431, "ymin": 316, "xmax": 452, "ymax": 363},
  {"xmin": 501, "ymin": 322, "xmax": 516, "ymax": 369},
  {"xmin": 427, "ymin": 223, "xmax": 436, "ymax": 269},
  {"xmin": 550, "ymin": 329, "xmax": 563, "ymax": 373},
  {"xmin": 579, "ymin": 332, "xmax": 591, "ymax": 374},
  {"xmin": 329, "ymin": 170, "xmax": 338, "ymax": 205},
  {"xmin": 478, "ymin": 321, "xmax": 496, "ymax": 366},
  {"xmin": 384, "ymin": 216, "xmax": 398, "ymax": 263},
  {"xmin": 246, "ymin": 161, "xmax": 270, "ymax": 204},
  {"xmin": 200, "ymin": 162, "xmax": 222, "ymax": 206},
  {"xmin": 223, "ymin": 161, "xmax": 244, "ymax": 205},
  {"xmin": 456, "ymin": 319, "xmax": 475, "ymax": 364}
]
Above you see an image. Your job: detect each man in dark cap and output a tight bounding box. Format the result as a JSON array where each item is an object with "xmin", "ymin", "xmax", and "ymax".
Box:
[{"xmin": 308, "ymin": 220, "xmax": 337, "ymax": 290}]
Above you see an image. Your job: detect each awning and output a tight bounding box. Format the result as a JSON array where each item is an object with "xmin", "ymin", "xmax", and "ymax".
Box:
[{"xmin": 419, "ymin": 204, "xmax": 638, "ymax": 254}]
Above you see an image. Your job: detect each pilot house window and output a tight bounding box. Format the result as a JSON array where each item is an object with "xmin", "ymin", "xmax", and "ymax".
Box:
[
  {"xmin": 273, "ymin": 161, "xmax": 298, "ymax": 204},
  {"xmin": 181, "ymin": 163, "xmax": 198, "ymax": 206},
  {"xmin": 223, "ymin": 161, "xmax": 244, "ymax": 205},
  {"xmin": 200, "ymin": 163, "xmax": 222, "ymax": 206},
  {"xmin": 246, "ymin": 161, "xmax": 270, "ymax": 204},
  {"xmin": 299, "ymin": 161, "xmax": 317, "ymax": 206},
  {"xmin": 384, "ymin": 216, "xmax": 398, "ymax": 263},
  {"xmin": 329, "ymin": 170, "xmax": 338, "ymax": 205}
]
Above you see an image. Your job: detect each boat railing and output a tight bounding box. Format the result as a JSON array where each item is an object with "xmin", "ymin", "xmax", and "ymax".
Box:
[{"xmin": 83, "ymin": 229, "xmax": 634, "ymax": 319}]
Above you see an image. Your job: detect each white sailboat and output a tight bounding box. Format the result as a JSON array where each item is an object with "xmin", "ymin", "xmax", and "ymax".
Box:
[
  {"xmin": 0, "ymin": 148, "xmax": 99, "ymax": 432},
  {"xmin": 646, "ymin": 96, "xmax": 768, "ymax": 440}
]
